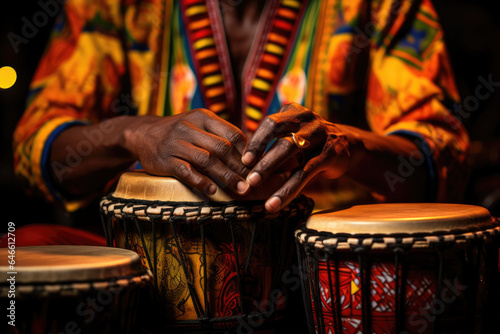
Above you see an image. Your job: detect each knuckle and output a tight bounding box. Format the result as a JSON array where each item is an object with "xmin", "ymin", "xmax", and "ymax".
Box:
[
  {"xmin": 173, "ymin": 120, "xmax": 192, "ymax": 136},
  {"xmin": 263, "ymin": 116, "xmax": 278, "ymax": 129},
  {"xmin": 288, "ymin": 102, "xmax": 302, "ymax": 109},
  {"xmin": 192, "ymin": 176, "xmax": 206, "ymax": 189},
  {"xmin": 284, "ymin": 102, "xmax": 305, "ymax": 116},
  {"xmin": 236, "ymin": 163, "xmax": 250, "ymax": 177},
  {"xmin": 216, "ymin": 170, "xmax": 235, "ymax": 188},
  {"xmin": 222, "ymin": 170, "xmax": 237, "ymax": 184},
  {"xmin": 183, "ymin": 109, "xmax": 197, "ymax": 118},
  {"xmin": 156, "ymin": 149, "xmax": 171, "ymax": 164},
  {"xmin": 245, "ymin": 140, "xmax": 260, "ymax": 154},
  {"xmin": 324, "ymin": 136, "xmax": 347, "ymax": 154},
  {"xmin": 245, "ymin": 140, "xmax": 260, "ymax": 153},
  {"xmin": 295, "ymin": 168, "xmax": 309, "ymax": 182},
  {"xmin": 197, "ymin": 108, "xmax": 214, "ymax": 116},
  {"xmin": 194, "ymin": 150, "xmax": 212, "ymax": 169},
  {"xmin": 227, "ymin": 129, "xmax": 245, "ymax": 145},
  {"xmin": 256, "ymin": 157, "xmax": 272, "ymax": 172},
  {"xmin": 185, "ymin": 108, "xmax": 214, "ymax": 123},
  {"xmin": 278, "ymin": 185, "xmax": 295, "ymax": 199},
  {"xmin": 214, "ymin": 139, "xmax": 232, "ymax": 157},
  {"xmin": 174, "ymin": 162, "xmax": 192, "ymax": 179},
  {"xmin": 279, "ymin": 137, "xmax": 295, "ymax": 151}
]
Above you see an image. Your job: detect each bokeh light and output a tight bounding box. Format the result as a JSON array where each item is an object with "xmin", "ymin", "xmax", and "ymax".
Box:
[{"xmin": 0, "ymin": 66, "xmax": 17, "ymax": 89}]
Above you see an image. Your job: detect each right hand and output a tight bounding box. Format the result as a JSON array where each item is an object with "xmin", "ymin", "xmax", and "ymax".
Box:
[{"xmin": 125, "ymin": 109, "xmax": 251, "ymax": 196}]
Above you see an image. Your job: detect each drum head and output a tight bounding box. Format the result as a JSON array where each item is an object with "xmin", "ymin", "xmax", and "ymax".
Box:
[
  {"xmin": 112, "ymin": 171, "xmax": 287, "ymax": 202},
  {"xmin": 0, "ymin": 245, "xmax": 145, "ymax": 284},
  {"xmin": 306, "ymin": 203, "xmax": 495, "ymax": 234}
]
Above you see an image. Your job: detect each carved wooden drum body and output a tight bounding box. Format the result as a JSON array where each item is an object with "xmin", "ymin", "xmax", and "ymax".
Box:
[
  {"xmin": 100, "ymin": 171, "xmax": 313, "ymax": 332},
  {"xmin": 295, "ymin": 203, "xmax": 500, "ymax": 334}
]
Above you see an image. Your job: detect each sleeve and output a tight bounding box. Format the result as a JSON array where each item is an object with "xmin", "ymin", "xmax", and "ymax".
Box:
[
  {"xmin": 13, "ymin": 0, "xmax": 127, "ymax": 212},
  {"xmin": 364, "ymin": 0, "xmax": 469, "ymax": 202}
]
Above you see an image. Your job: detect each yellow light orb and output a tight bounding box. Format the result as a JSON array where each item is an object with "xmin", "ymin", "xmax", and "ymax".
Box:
[{"xmin": 0, "ymin": 66, "xmax": 17, "ymax": 89}]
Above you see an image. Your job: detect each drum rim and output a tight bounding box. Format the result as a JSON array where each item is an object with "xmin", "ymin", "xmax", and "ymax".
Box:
[
  {"xmin": 100, "ymin": 193, "xmax": 314, "ymax": 223},
  {"xmin": 0, "ymin": 245, "xmax": 147, "ymax": 284},
  {"xmin": 0, "ymin": 273, "xmax": 151, "ymax": 297},
  {"xmin": 295, "ymin": 218, "xmax": 500, "ymax": 253},
  {"xmin": 305, "ymin": 203, "xmax": 495, "ymax": 234}
]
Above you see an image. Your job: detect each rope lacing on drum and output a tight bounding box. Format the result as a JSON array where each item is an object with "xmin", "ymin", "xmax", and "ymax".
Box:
[{"xmin": 295, "ymin": 221, "xmax": 500, "ymax": 255}]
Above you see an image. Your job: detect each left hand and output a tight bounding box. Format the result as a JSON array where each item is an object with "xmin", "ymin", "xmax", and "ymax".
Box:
[{"xmin": 242, "ymin": 103, "xmax": 351, "ymax": 212}]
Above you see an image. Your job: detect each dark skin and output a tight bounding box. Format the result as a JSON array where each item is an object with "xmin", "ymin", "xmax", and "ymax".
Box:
[
  {"xmin": 220, "ymin": 0, "xmax": 267, "ymax": 125},
  {"xmin": 49, "ymin": 0, "xmax": 427, "ymax": 212}
]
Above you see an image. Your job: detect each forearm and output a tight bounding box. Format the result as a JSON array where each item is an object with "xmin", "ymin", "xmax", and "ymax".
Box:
[
  {"xmin": 48, "ymin": 110, "xmax": 252, "ymax": 200},
  {"xmin": 343, "ymin": 125, "xmax": 428, "ymax": 202},
  {"xmin": 48, "ymin": 116, "xmax": 146, "ymax": 196}
]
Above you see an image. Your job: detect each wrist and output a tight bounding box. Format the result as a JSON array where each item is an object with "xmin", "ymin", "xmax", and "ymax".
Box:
[
  {"xmin": 121, "ymin": 115, "xmax": 160, "ymax": 160},
  {"xmin": 119, "ymin": 116, "xmax": 150, "ymax": 160},
  {"xmin": 332, "ymin": 124, "xmax": 364, "ymax": 174}
]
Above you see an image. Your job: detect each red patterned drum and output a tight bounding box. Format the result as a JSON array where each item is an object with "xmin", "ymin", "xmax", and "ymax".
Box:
[{"xmin": 295, "ymin": 203, "xmax": 500, "ymax": 334}]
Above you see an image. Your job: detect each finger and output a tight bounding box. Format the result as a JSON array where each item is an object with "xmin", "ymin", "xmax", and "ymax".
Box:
[
  {"xmin": 246, "ymin": 136, "xmax": 300, "ymax": 187},
  {"xmin": 247, "ymin": 121, "xmax": 322, "ymax": 186},
  {"xmin": 180, "ymin": 120, "xmax": 251, "ymax": 178},
  {"xmin": 174, "ymin": 142, "xmax": 250, "ymax": 195},
  {"xmin": 242, "ymin": 103, "xmax": 310, "ymax": 166},
  {"xmin": 165, "ymin": 157, "xmax": 218, "ymax": 196},
  {"xmin": 202, "ymin": 112, "xmax": 248, "ymax": 155},
  {"xmin": 264, "ymin": 156, "xmax": 323, "ymax": 212}
]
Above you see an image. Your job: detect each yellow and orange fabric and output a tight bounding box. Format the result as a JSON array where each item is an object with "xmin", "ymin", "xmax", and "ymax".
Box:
[{"xmin": 13, "ymin": 0, "xmax": 469, "ymax": 211}]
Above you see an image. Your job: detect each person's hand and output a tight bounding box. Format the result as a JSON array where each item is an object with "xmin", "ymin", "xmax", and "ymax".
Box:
[
  {"xmin": 126, "ymin": 109, "xmax": 251, "ymax": 196},
  {"xmin": 242, "ymin": 103, "xmax": 351, "ymax": 212}
]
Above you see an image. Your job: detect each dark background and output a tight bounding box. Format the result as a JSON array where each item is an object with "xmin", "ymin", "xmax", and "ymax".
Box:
[{"xmin": 1, "ymin": 0, "xmax": 499, "ymax": 234}]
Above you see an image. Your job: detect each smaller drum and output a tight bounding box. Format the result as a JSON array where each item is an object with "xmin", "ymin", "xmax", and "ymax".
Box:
[
  {"xmin": 0, "ymin": 245, "xmax": 154, "ymax": 334},
  {"xmin": 295, "ymin": 203, "xmax": 500, "ymax": 334}
]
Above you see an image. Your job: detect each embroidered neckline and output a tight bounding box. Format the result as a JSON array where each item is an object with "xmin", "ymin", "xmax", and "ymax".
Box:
[{"xmin": 181, "ymin": 0, "xmax": 307, "ymax": 133}]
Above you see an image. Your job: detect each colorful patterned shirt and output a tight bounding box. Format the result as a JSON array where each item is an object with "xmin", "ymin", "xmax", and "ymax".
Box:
[{"xmin": 13, "ymin": 0, "xmax": 469, "ymax": 212}]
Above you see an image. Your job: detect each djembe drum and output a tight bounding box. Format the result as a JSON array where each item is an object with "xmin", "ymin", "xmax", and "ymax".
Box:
[
  {"xmin": 100, "ymin": 171, "xmax": 314, "ymax": 332},
  {"xmin": 0, "ymin": 245, "xmax": 154, "ymax": 334},
  {"xmin": 295, "ymin": 203, "xmax": 500, "ymax": 334}
]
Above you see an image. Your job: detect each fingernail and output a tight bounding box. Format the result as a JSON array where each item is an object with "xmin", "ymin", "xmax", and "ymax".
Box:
[
  {"xmin": 206, "ymin": 184, "xmax": 217, "ymax": 195},
  {"xmin": 236, "ymin": 181, "xmax": 250, "ymax": 194},
  {"xmin": 266, "ymin": 196, "xmax": 281, "ymax": 212},
  {"xmin": 247, "ymin": 172, "xmax": 262, "ymax": 186},
  {"xmin": 242, "ymin": 152, "xmax": 255, "ymax": 165}
]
